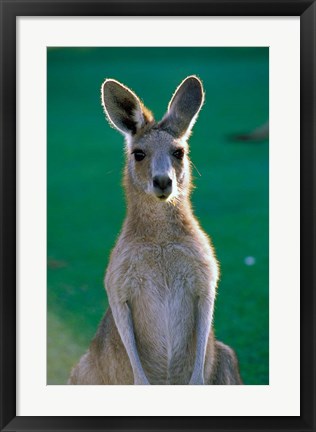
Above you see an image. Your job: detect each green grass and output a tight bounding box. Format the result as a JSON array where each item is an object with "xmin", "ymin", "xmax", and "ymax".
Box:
[{"xmin": 47, "ymin": 47, "xmax": 269, "ymax": 385}]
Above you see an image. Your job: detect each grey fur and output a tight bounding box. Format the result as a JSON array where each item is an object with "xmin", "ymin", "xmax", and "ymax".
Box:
[{"xmin": 68, "ymin": 76, "xmax": 242, "ymax": 385}]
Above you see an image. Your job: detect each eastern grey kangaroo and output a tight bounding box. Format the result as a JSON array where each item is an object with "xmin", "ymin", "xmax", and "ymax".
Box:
[{"xmin": 68, "ymin": 76, "xmax": 242, "ymax": 385}]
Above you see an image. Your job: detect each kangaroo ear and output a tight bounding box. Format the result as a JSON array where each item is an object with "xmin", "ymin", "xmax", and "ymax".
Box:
[
  {"xmin": 101, "ymin": 79, "xmax": 153, "ymax": 136},
  {"xmin": 160, "ymin": 76, "xmax": 205, "ymax": 139}
]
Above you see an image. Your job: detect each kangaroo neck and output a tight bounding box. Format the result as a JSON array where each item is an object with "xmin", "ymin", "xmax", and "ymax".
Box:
[{"xmin": 124, "ymin": 188, "xmax": 196, "ymax": 242}]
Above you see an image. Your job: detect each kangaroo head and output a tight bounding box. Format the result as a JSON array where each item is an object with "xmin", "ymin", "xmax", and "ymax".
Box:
[{"xmin": 101, "ymin": 76, "xmax": 204, "ymax": 202}]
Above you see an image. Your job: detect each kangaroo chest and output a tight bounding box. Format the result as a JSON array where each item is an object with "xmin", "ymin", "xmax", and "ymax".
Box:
[
  {"xmin": 126, "ymin": 242, "xmax": 209, "ymax": 384},
  {"xmin": 128, "ymin": 242, "xmax": 203, "ymax": 297}
]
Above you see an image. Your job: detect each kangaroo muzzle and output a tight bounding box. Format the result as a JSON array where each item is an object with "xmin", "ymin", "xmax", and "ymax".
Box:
[{"xmin": 153, "ymin": 174, "xmax": 173, "ymax": 199}]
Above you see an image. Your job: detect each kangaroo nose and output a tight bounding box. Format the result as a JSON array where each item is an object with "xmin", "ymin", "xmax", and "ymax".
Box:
[{"xmin": 153, "ymin": 175, "xmax": 172, "ymax": 191}]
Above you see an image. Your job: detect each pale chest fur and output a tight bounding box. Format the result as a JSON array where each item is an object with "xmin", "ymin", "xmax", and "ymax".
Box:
[{"xmin": 105, "ymin": 236, "xmax": 218, "ymax": 384}]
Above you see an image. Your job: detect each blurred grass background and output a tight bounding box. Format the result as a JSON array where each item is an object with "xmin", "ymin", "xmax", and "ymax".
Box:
[{"xmin": 47, "ymin": 47, "xmax": 269, "ymax": 385}]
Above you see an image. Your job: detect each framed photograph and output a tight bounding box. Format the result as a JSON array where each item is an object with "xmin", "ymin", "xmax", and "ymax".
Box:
[{"xmin": 1, "ymin": 1, "xmax": 315, "ymax": 431}]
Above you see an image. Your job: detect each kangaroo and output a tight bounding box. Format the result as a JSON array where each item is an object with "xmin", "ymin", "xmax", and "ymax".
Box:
[{"xmin": 68, "ymin": 76, "xmax": 242, "ymax": 385}]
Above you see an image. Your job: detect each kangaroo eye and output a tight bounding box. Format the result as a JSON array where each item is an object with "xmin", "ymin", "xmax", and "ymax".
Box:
[
  {"xmin": 132, "ymin": 150, "xmax": 146, "ymax": 161},
  {"xmin": 173, "ymin": 148, "xmax": 185, "ymax": 160}
]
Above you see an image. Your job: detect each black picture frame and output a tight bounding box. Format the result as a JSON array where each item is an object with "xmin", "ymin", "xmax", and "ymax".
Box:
[{"xmin": 1, "ymin": 1, "xmax": 315, "ymax": 431}]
